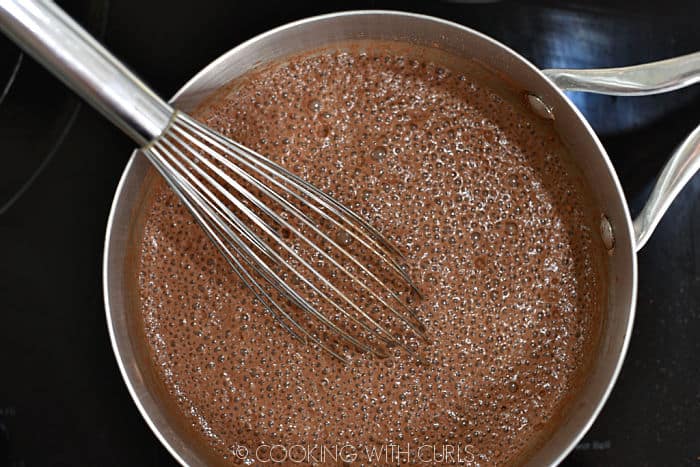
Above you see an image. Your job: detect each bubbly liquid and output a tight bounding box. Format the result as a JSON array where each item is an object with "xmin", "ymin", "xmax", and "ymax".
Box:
[{"xmin": 136, "ymin": 42, "xmax": 605, "ymax": 465}]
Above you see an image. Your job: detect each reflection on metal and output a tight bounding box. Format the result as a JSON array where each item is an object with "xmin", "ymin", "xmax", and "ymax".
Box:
[
  {"xmin": 526, "ymin": 93, "xmax": 555, "ymax": 120},
  {"xmin": 600, "ymin": 214, "xmax": 615, "ymax": 253},
  {"xmin": 632, "ymin": 123, "xmax": 700, "ymax": 250},
  {"xmin": 543, "ymin": 52, "xmax": 700, "ymax": 96}
]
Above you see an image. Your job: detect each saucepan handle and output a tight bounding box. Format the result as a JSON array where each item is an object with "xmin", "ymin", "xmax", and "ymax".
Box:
[
  {"xmin": 543, "ymin": 53, "xmax": 700, "ymax": 251},
  {"xmin": 543, "ymin": 52, "xmax": 700, "ymax": 96}
]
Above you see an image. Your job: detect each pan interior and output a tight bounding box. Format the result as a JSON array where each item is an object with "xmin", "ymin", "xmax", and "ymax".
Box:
[{"xmin": 105, "ymin": 11, "xmax": 635, "ymax": 467}]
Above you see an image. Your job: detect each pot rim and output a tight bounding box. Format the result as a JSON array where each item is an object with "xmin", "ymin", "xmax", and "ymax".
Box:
[{"xmin": 103, "ymin": 9, "xmax": 638, "ymax": 466}]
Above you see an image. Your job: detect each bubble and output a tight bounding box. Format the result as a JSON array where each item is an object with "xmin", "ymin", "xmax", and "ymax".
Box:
[
  {"xmin": 371, "ymin": 146, "xmax": 387, "ymax": 161},
  {"xmin": 336, "ymin": 229, "xmax": 353, "ymax": 246},
  {"xmin": 504, "ymin": 221, "xmax": 519, "ymax": 237},
  {"xmin": 308, "ymin": 99, "xmax": 322, "ymax": 112}
]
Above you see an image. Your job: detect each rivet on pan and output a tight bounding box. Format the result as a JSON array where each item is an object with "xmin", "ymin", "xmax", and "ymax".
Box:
[
  {"xmin": 600, "ymin": 215, "xmax": 615, "ymax": 253},
  {"xmin": 526, "ymin": 93, "xmax": 555, "ymax": 120}
]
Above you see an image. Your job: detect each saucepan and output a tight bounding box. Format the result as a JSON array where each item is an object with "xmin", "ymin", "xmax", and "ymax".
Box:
[{"xmin": 102, "ymin": 11, "xmax": 700, "ymax": 466}]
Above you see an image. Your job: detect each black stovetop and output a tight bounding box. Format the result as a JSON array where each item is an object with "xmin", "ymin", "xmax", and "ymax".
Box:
[{"xmin": 1, "ymin": 1, "xmax": 698, "ymax": 466}]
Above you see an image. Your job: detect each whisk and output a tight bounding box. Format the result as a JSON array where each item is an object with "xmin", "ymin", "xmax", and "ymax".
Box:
[{"xmin": 0, "ymin": 0, "xmax": 425, "ymax": 361}]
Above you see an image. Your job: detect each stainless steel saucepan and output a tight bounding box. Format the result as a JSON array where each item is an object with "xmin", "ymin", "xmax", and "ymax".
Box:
[{"xmin": 102, "ymin": 11, "xmax": 700, "ymax": 466}]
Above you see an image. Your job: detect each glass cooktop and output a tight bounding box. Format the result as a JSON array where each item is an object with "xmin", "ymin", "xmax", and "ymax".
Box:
[{"xmin": 0, "ymin": 1, "xmax": 698, "ymax": 465}]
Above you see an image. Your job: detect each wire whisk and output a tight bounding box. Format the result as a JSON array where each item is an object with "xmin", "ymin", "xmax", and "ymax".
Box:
[
  {"xmin": 0, "ymin": 0, "xmax": 425, "ymax": 361},
  {"xmin": 149, "ymin": 113, "xmax": 426, "ymax": 360}
]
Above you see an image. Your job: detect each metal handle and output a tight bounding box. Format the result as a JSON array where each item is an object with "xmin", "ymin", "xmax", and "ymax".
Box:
[
  {"xmin": 631, "ymin": 124, "xmax": 700, "ymax": 249},
  {"xmin": 0, "ymin": 0, "xmax": 173, "ymax": 146},
  {"xmin": 543, "ymin": 51, "xmax": 700, "ymax": 96},
  {"xmin": 544, "ymin": 54, "xmax": 700, "ymax": 251}
]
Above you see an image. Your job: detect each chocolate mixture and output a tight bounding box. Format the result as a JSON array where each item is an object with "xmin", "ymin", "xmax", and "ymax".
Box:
[{"xmin": 136, "ymin": 42, "xmax": 605, "ymax": 465}]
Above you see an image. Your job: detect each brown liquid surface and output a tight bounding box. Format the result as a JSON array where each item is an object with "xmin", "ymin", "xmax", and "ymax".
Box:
[{"xmin": 136, "ymin": 42, "xmax": 605, "ymax": 465}]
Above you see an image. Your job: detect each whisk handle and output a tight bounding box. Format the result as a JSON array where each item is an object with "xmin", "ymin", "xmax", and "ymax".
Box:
[{"xmin": 0, "ymin": 0, "xmax": 173, "ymax": 146}]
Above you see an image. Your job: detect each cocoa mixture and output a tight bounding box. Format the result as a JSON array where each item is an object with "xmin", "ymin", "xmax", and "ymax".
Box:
[{"xmin": 135, "ymin": 42, "xmax": 605, "ymax": 465}]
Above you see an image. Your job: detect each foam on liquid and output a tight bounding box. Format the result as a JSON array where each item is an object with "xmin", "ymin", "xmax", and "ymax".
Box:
[{"xmin": 136, "ymin": 42, "xmax": 605, "ymax": 465}]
